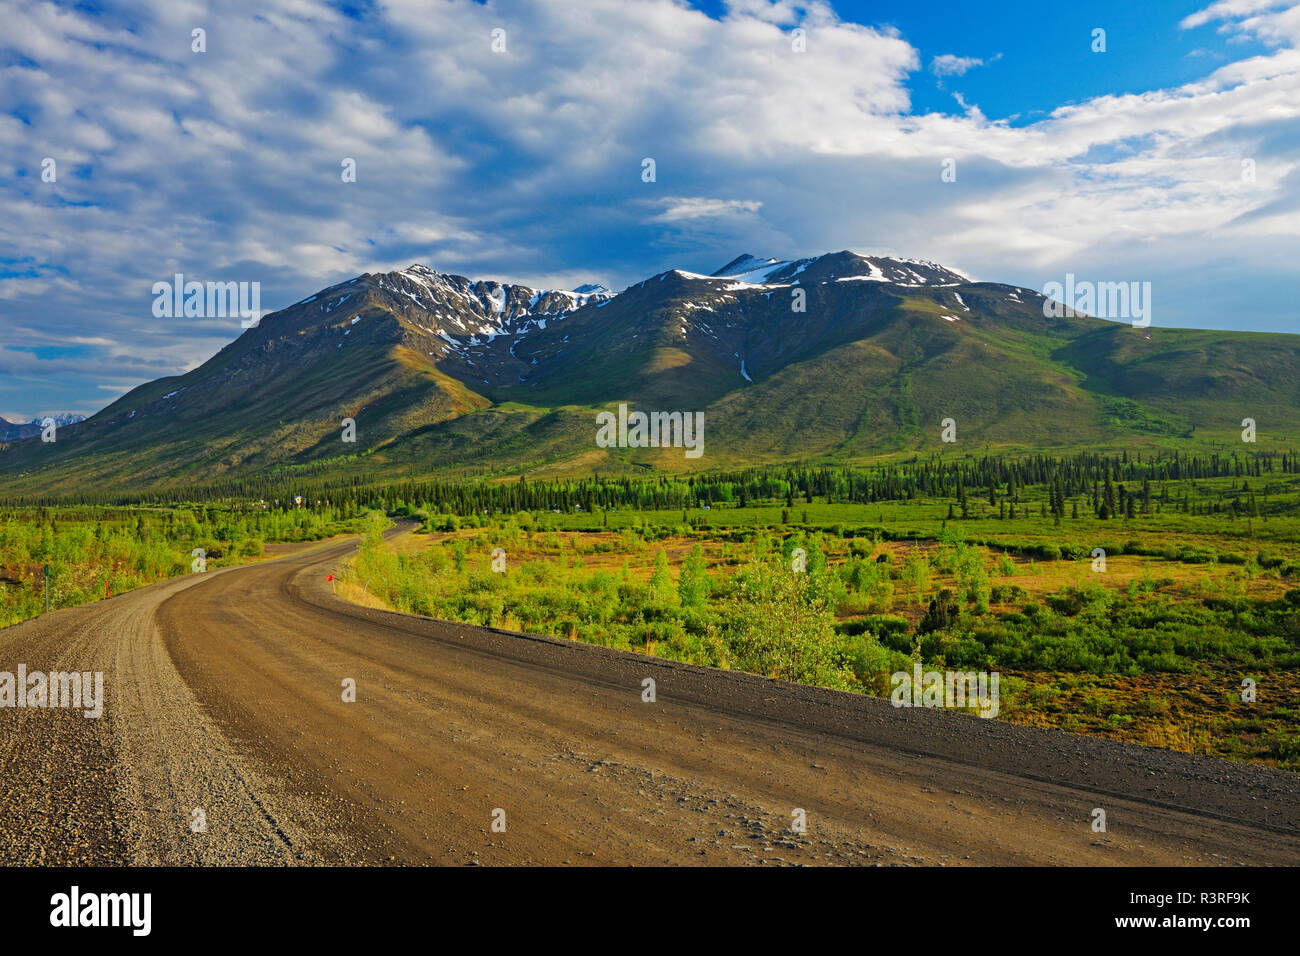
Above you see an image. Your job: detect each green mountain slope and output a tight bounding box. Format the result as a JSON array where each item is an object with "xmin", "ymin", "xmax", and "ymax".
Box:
[{"xmin": 2, "ymin": 251, "xmax": 1297, "ymax": 494}]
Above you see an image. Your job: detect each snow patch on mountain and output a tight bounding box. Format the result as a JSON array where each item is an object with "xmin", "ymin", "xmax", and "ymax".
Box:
[
  {"xmin": 704, "ymin": 250, "xmax": 969, "ymax": 288},
  {"xmin": 361, "ymin": 265, "xmax": 614, "ymax": 355}
]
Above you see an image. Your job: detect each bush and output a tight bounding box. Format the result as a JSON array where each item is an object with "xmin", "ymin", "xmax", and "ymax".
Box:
[
  {"xmin": 918, "ymin": 589, "xmax": 960, "ymax": 634},
  {"xmin": 677, "ymin": 544, "xmax": 709, "ymax": 608},
  {"xmin": 716, "ymin": 558, "xmax": 855, "ymax": 688}
]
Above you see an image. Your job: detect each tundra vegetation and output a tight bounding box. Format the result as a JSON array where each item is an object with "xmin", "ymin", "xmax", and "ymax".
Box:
[
  {"xmin": 4, "ymin": 449, "xmax": 1298, "ymax": 768},
  {"xmin": 0, "ymin": 503, "xmax": 364, "ymax": 627}
]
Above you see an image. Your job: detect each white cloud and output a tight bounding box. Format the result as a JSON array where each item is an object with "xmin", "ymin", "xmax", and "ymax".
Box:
[
  {"xmin": 1182, "ymin": 0, "xmax": 1300, "ymax": 44},
  {"xmin": 653, "ymin": 198, "xmax": 764, "ymax": 222},
  {"xmin": 1181, "ymin": 1, "xmax": 1293, "ymax": 31},
  {"xmin": 931, "ymin": 54, "xmax": 987, "ymax": 77}
]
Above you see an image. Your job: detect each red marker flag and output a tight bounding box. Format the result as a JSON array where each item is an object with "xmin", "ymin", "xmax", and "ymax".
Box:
[{"xmin": 326, "ymin": 573, "xmax": 336, "ymax": 594}]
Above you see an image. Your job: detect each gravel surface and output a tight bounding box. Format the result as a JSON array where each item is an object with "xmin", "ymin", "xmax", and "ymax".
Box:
[{"xmin": 2, "ymin": 525, "xmax": 1296, "ymax": 866}]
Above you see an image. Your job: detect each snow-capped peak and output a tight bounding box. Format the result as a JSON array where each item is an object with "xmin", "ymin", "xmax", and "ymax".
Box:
[
  {"xmin": 351, "ymin": 265, "xmax": 615, "ymax": 358},
  {"xmin": 699, "ymin": 250, "xmax": 971, "ymax": 288},
  {"xmin": 31, "ymin": 412, "xmax": 85, "ymax": 426},
  {"xmin": 711, "ymin": 254, "xmax": 784, "ymax": 278}
]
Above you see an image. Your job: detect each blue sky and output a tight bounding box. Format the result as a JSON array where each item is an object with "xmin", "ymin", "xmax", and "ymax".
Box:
[
  {"xmin": 707, "ymin": 0, "xmax": 1279, "ymax": 120},
  {"xmin": 2, "ymin": 0, "xmax": 1299, "ymax": 420}
]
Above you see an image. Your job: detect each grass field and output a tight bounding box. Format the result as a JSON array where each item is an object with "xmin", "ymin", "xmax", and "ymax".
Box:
[{"xmin": 0, "ymin": 504, "xmax": 368, "ymax": 628}]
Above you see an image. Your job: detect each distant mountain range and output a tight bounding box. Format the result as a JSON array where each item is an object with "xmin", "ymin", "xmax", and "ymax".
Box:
[
  {"xmin": 0, "ymin": 414, "xmax": 85, "ymax": 442},
  {"xmin": 2, "ymin": 250, "xmax": 1297, "ymax": 495}
]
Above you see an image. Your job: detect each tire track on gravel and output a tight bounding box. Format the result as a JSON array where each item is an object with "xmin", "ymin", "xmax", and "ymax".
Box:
[{"xmin": 1, "ymin": 546, "xmax": 345, "ymax": 865}]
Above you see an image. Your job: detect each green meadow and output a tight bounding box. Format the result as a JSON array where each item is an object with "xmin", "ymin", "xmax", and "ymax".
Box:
[{"xmin": 0, "ymin": 504, "xmax": 366, "ymax": 628}]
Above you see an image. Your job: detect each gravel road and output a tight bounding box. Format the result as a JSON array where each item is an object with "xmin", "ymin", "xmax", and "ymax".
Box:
[{"xmin": 2, "ymin": 524, "xmax": 1296, "ymax": 865}]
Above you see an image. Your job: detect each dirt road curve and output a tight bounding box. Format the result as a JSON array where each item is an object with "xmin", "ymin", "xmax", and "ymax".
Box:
[{"xmin": 2, "ymin": 524, "xmax": 1297, "ymax": 866}]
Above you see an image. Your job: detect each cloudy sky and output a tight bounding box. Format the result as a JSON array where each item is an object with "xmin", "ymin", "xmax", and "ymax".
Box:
[{"xmin": 2, "ymin": 0, "xmax": 1298, "ymax": 421}]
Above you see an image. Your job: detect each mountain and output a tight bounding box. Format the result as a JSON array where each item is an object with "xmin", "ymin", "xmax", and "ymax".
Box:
[
  {"xmin": 0, "ymin": 414, "xmax": 85, "ymax": 442},
  {"xmin": 0, "ymin": 419, "xmax": 41, "ymax": 443},
  {"xmin": 2, "ymin": 251, "xmax": 1298, "ymax": 495}
]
